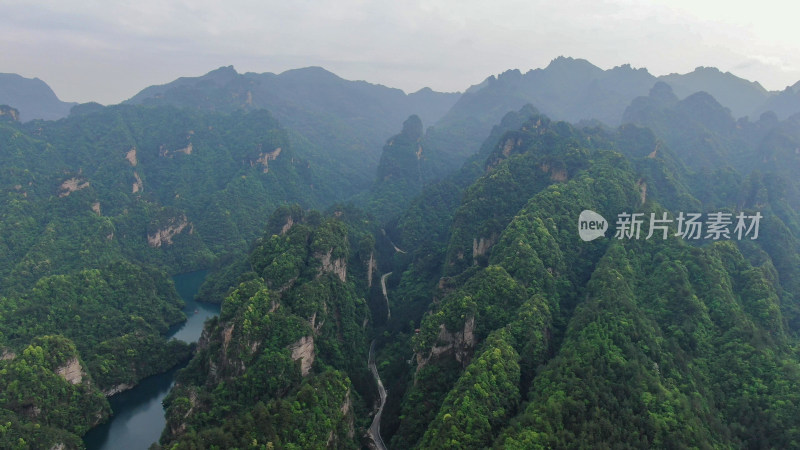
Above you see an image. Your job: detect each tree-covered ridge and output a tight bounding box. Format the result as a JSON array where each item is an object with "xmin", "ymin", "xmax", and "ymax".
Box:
[
  {"xmin": 371, "ymin": 105, "xmax": 800, "ymax": 448},
  {"xmin": 0, "ymin": 262, "xmax": 193, "ymax": 390},
  {"xmin": 0, "ymin": 104, "xmax": 334, "ymax": 289},
  {"xmin": 124, "ymin": 65, "xmax": 460, "ymax": 196},
  {"xmin": 160, "ymin": 209, "xmax": 374, "ymax": 448},
  {"xmin": 0, "ymin": 101, "xmax": 343, "ymax": 447},
  {"xmin": 4, "ymin": 59, "xmax": 800, "ymax": 449},
  {"xmin": 0, "ymin": 262, "xmax": 193, "ymax": 448},
  {"xmin": 355, "ymin": 114, "xmax": 429, "ymax": 222},
  {"xmin": 0, "ymin": 73, "xmax": 77, "ymax": 122},
  {"xmin": 0, "ymin": 336, "xmax": 110, "ymax": 449},
  {"xmin": 497, "ymin": 239, "xmax": 800, "ymax": 448},
  {"xmin": 623, "ymin": 81, "xmax": 800, "ymax": 212}
]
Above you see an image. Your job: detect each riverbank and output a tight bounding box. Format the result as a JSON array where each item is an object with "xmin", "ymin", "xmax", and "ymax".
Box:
[{"xmin": 83, "ymin": 270, "xmax": 219, "ymax": 450}]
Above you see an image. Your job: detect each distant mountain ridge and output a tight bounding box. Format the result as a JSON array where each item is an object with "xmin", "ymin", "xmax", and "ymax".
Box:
[
  {"xmin": 5, "ymin": 60, "xmax": 800, "ymax": 195},
  {"xmin": 125, "ymin": 65, "xmax": 460, "ymax": 194},
  {"xmin": 659, "ymin": 66, "xmax": 770, "ymax": 119},
  {"xmin": 5, "ymin": 56, "xmax": 800, "ymax": 448},
  {"xmin": 126, "ymin": 65, "xmax": 458, "ymax": 128},
  {"xmin": 0, "ymin": 73, "xmax": 76, "ymax": 122}
]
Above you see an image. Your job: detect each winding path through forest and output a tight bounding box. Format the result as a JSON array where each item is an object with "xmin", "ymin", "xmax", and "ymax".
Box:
[
  {"xmin": 380, "ymin": 272, "xmax": 392, "ymax": 321},
  {"xmin": 368, "ymin": 340, "xmax": 388, "ymax": 450}
]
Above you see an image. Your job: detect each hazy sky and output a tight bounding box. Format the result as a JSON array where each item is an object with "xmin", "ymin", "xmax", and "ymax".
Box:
[{"xmin": 2, "ymin": 0, "xmax": 798, "ymax": 105}]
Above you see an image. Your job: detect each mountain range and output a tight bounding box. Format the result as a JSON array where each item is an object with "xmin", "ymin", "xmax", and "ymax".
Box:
[{"xmin": 2, "ymin": 57, "xmax": 800, "ymax": 448}]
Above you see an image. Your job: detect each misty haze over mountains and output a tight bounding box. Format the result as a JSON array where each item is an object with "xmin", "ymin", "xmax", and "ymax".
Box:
[
  {"xmin": 5, "ymin": 56, "xmax": 800, "ymax": 194},
  {"xmin": 4, "ymin": 54, "xmax": 800, "ymax": 449},
  {"xmin": 4, "ymin": 57, "xmax": 800, "ymax": 127}
]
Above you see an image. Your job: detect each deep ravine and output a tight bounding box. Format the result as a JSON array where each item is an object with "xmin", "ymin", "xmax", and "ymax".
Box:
[
  {"xmin": 83, "ymin": 270, "xmax": 218, "ymax": 450},
  {"xmin": 368, "ymin": 340, "xmax": 388, "ymax": 450}
]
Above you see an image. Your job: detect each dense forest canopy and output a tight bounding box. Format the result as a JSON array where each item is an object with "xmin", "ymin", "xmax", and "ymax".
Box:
[{"xmin": 2, "ymin": 59, "xmax": 800, "ymax": 448}]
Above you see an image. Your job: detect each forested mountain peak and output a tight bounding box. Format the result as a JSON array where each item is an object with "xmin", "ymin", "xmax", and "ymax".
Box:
[
  {"xmin": 434, "ymin": 57, "xmax": 658, "ymax": 164},
  {"xmin": 755, "ymin": 79, "xmax": 800, "ymax": 120},
  {"xmin": 659, "ymin": 66, "xmax": 770, "ymax": 118},
  {"xmin": 5, "ymin": 56, "xmax": 800, "ymax": 448},
  {"xmin": 380, "ymin": 105, "xmax": 800, "ymax": 448},
  {"xmin": 125, "ymin": 65, "xmax": 459, "ymax": 197},
  {"xmin": 198, "ymin": 64, "xmax": 239, "ymax": 84},
  {"xmin": 356, "ymin": 114, "xmax": 429, "ymax": 221},
  {"xmin": 541, "ymin": 55, "xmax": 603, "ymax": 73},
  {"xmin": 0, "ymin": 73, "xmax": 77, "ymax": 122},
  {"xmin": 400, "ymin": 114, "xmax": 424, "ymax": 140},
  {"xmin": 648, "ymin": 81, "xmax": 679, "ymax": 105},
  {"xmin": 0, "ymin": 105, "xmax": 19, "ymax": 122},
  {"xmin": 272, "ymin": 65, "xmax": 349, "ymax": 84}
]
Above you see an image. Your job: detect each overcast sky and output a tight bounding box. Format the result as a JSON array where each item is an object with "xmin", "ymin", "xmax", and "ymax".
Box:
[{"xmin": 2, "ymin": 0, "xmax": 798, "ymax": 105}]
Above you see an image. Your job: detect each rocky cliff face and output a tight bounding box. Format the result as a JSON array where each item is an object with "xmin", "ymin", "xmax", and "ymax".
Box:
[
  {"xmin": 289, "ymin": 335, "xmax": 315, "ymax": 376},
  {"xmin": 102, "ymin": 383, "xmax": 134, "ymax": 396},
  {"xmin": 318, "ymin": 248, "xmax": 347, "ymax": 283},
  {"xmin": 125, "ymin": 147, "xmax": 138, "ymax": 166},
  {"xmin": 58, "ymin": 177, "xmax": 89, "ymax": 197},
  {"xmin": 148, "ymin": 214, "xmax": 192, "ymax": 247},
  {"xmin": 0, "ymin": 348, "xmax": 16, "ymax": 360},
  {"xmin": 0, "ymin": 104, "xmax": 19, "ymax": 121},
  {"xmin": 252, "ymin": 147, "xmax": 282, "ymax": 173},
  {"xmin": 416, "ymin": 316, "xmax": 477, "ymax": 370},
  {"xmin": 132, "ymin": 172, "xmax": 143, "ymax": 193},
  {"xmin": 472, "ymin": 234, "xmax": 498, "ymax": 262},
  {"xmin": 55, "ymin": 357, "xmax": 84, "ymax": 385},
  {"xmin": 366, "ymin": 251, "xmax": 377, "ymax": 288},
  {"xmin": 159, "ymin": 141, "xmax": 194, "ymax": 158}
]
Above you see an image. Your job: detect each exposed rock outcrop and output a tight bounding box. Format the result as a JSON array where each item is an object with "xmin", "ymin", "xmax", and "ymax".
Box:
[
  {"xmin": 167, "ymin": 388, "xmax": 198, "ymax": 436},
  {"xmin": 92, "ymin": 202, "xmax": 101, "ymax": 215},
  {"xmin": 159, "ymin": 142, "xmax": 193, "ymax": 158},
  {"xmin": 647, "ymin": 142, "xmax": 660, "ymax": 159},
  {"xmin": 637, "ymin": 179, "xmax": 647, "ymax": 205},
  {"xmin": 175, "ymin": 142, "xmax": 193, "ymax": 155},
  {"xmin": 280, "ymin": 215, "xmax": 294, "ymax": 234},
  {"xmin": 221, "ymin": 323, "xmax": 235, "ymax": 353},
  {"xmin": 132, "ymin": 172, "xmax": 143, "ymax": 193},
  {"xmin": 147, "ymin": 214, "xmax": 192, "ymax": 247},
  {"xmin": 366, "ymin": 252, "xmax": 377, "ymax": 288},
  {"xmin": 540, "ymin": 162, "xmax": 567, "ymax": 181},
  {"xmin": 0, "ymin": 105, "xmax": 19, "ymax": 121},
  {"xmin": 125, "ymin": 147, "xmax": 138, "ymax": 166},
  {"xmin": 318, "ymin": 249, "xmax": 347, "ymax": 282},
  {"xmin": 341, "ymin": 389, "xmax": 355, "ymax": 439},
  {"xmin": 252, "ymin": 147, "xmax": 282, "ymax": 173},
  {"xmin": 486, "ymin": 135, "xmax": 525, "ymax": 170},
  {"xmin": 327, "ymin": 389, "xmax": 355, "ymax": 446},
  {"xmin": 55, "ymin": 357, "xmax": 84, "ymax": 385},
  {"xmin": 416, "ymin": 316, "xmax": 476, "ymax": 370},
  {"xmin": 58, "ymin": 177, "xmax": 89, "ymax": 197},
  {"xmin": 502, "ymin": 137, "xmax": 523, "ymax": 157},
  {"xmin": 289, "ymin": 335, "xmax": 315, "ymax": 376},
  {"xmin": 0, "ymin": 348, "xmax": 15, "ymax": 360},
  {"xmin": 472, "ymin": 234, "xmax": 498, "ymax": 261},
  {"xmin": 103, "ymin": 383, "xmax": 134, "ymax": 396}
]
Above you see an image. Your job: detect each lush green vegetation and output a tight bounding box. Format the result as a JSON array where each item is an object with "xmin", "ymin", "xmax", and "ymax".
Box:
[
  {"xmin": 159, "ymin": 209, "xmax": 372, "ymax": 448},
  {"xmin": 0, "ymin": 336, "xmax": 109, "ymax": 449},
  {"xmin": 377, "ymin": 105, "xmax": 800, "ymax": 449},
  {"xmin": 0, "ymin": 102, "xmax": 343, "ymax": 447},
  {"xmin": 0, "ymin": 262, "xmax": 192, "ymax": 390},
  {"xmin": 5, "ymin": 62, "xmax": 800, "ymax": 449}
]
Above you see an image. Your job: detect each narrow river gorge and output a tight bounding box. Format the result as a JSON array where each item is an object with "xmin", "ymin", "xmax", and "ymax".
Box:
[{"xmin": 83, "ymin": 270, "xmax": 219, "ymax": 450}]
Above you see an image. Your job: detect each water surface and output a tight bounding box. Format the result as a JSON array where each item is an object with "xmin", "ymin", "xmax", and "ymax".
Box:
[{"xmin": 83, "ymin": 270, "xmax": 219, "ymax": 450}]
